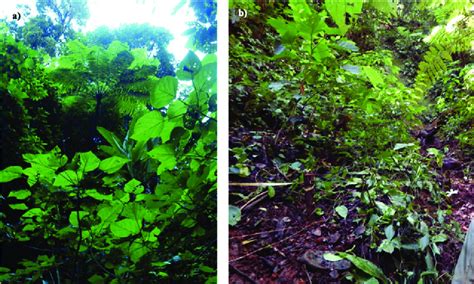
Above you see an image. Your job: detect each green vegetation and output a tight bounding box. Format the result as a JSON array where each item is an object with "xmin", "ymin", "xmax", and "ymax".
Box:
[
  {"xmin": 229, "ymin": 0, "xmax": 472, "ymax": 283},
  {"xmin": 0, "ymin": 0, "xmax": 216, "ymax": 282}
]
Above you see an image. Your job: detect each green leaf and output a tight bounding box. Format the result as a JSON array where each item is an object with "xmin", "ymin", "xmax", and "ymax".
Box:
[
  {"xmin": 98, "ymin": 204, "xmax": 122, "ymax": 225},
  {"xmin": 23, "ymin": 167, "xmax": 38, "ymax": 186},
  {"xmin": 418, "ymin": 234, "xmax": 430, "ymax": 251},
  {"xmin": 8, "ymin": 189, "xmax": 31, "ymax": 200},
  {"xmin": 290, "ymin": 161, "xmax": 302, "ymax": 170},
  {"xmin": 378, "ymin": 239, "xmax": 395, "ymax": 254},
  {"xmin": 200, "ymin": 265, "xmax": 215, "ymax": 273},
  {"xmin": 9, "ymin": 203, "xmax": 28, "ymax": 210},
  {"xmin": 151, "ymin": 76, "xmax": 178, "ymax": 109},
  {"xmin": 85, "ymin": 189, "xmax": 113, "ymax": 201},
  {"xmin": 229, "ymin": 205, "xmax": 241, "ymax": 226},
  {"xmin": 362, "ymin": 66, "xmax": 384, "ymax": 88},
  {"xmin": 160, "ymin": 119, "xmax": 177, "ymax": 143},
  {"xmin": 0, "ymin": 166, "xmax": 23, "ymax": 183},
  {"xmin": 110, "ymin": 218, "xmax": 141, "ymax": 238},
  {"xmin": 54, "ymin": 170, "xmax": 81, "ymax": 187},
  {"xmin": 22, "ymin": 208, "xmax": 44, "ymax": 218},
  {"xmin": 69, "ymin": 211, "xmax": 89, "ymax": 227},
  {"xmin": 432, "ymin": 233, "xmax": 447, "ymax": 243},
  {"xmin": 97, "ymin": 127, "xmax": 125, "ymax": 155},
  {"xmin": 79, "ymin": 151, "xmax": 100, "ymax": 172},
  {"xmin": 268, "ymin": 186, "xmax": 275, "ymax": 198},
  {"xmin": 323, "ymin": 253, "xmax": 343, "ymax": 261},
  {"xmin": 335, "ymin": 205, "xmax": 348, "ymax": 219},
  {"xmin": 367, "ymin": 0, "xmax": 396, "ymax": 15},
  {"xmin": 193, "ymin": 62, "xmax": 217, "ymax": 93},
  {"xmin": 130, "ymin": 111, "xmax": 164, "ymax": 141},
  {"xmin": 326, "ymin": 0, "xmax": 362, "ymax": 34},
  {"xmin": 338, "ymin": 252, "xmax": 389, "ymax": 283},
  {"xmin": 124, "ymin": 179, "xmax": 144, "ymax": 194},
  {"xmin": 129, "ymin": 240, "xmax": 149, "ymax": 262},
  {"xmin": 176, "ymin": 51, "xmax": 201, "ymax": 80},
  {"xmin": 393, "ymin": 143, "xmax": 415, "ymax": 150},
  {"xmin": 385, "ymin": 225, "xmax": 395, "ymax": 240},
  {"xmin": 88, "ymin": 274, "xmax": 105, "ymax": 284},
  {"xmin": 99, "ymin": 156, "xmax": 129, "ymax": 174},
  {"xmin": 363, "ymin": 278, "xmax": 380, "ymax": 284},
  {"xmin": 148, "ymin": 144, "xmax": 177, "ymax": 174}
]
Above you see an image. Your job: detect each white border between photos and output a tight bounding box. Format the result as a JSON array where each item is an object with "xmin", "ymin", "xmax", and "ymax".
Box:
[{"xmin": 217, "ymin": 0, "xmax": 229, "ymax": 282}]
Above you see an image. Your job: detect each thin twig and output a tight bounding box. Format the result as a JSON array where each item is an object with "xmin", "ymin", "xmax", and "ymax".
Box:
[
  {"xmin": 240, "ymin": 190, "xmax": 267, "ymax": 211},
  {"xmin": 229, "ymin": 220, "xmax": 320, "ymax": 263},
  {"xmin": 230, "ymin": 223, "xmax": 314, "ymax": 240}
]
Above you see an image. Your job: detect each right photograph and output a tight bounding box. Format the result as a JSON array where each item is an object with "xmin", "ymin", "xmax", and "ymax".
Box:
[{"xmin": 228, "ymin": 1, "xmax": 473, "ymax": 283}]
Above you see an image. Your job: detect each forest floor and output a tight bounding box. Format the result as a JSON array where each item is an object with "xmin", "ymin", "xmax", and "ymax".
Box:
[{"xmin": 229, "ymin": 124, "xmax": 473, "ymax": 283}]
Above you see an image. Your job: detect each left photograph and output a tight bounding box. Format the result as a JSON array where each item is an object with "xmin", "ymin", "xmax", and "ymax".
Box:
[{"xmin": 0, "ymin": 0, "xmax": 217, "ymax": 283}]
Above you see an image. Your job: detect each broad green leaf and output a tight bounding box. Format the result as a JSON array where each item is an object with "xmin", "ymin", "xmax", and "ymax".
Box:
[
  {"xmin": 9, "ymin": 203, "xmax": 28, "ymax": 210},
  {"xmin": 160, "ymin": 119, "xmax": 177, "ymax": 143},
  {"xmin": 148, "ymin": 144, "xmax": 177, "ymax": 174},
  {"xmin": 23, "ymin": 167, "xmax": 38, "ymax": 186},
  {"xmin": 193, "ymin": 63, "xmax": 217, "ymax": 93},
  {"xmin": 201, "ymin": 53, "xmax": 217, "ymax": 65},
  {"xmin": 98, "ymin": 204, "xmax": 122, "ymax": 225},
  {"xmin": 99, "ymin": 156, "xmax": 129, "ymax": 174},
  {"xmin": 289, "ymin": 0, "xmax": 312, "ymax": 22},
  {"xmin": 130, "ymin": 240, "xmax": 149, "ymax": 263},
  {"xmin": 79, "ymin": 151, "xmax": 100, "ymax": 172},
  {"xmin": 69, "ymin": 211, "xmax": 89, "ymax": 227},
  {"xmin": 335, "ymin": 205, "xmax": 348, "ymax": 219},
  {"xmin": 229, "ymin": 205, "xmax": 241, "ymax": 226},
  {"xmin": 124, "ymin": 179, "xmax": 144, "ymax": 194},
  {"xmin": 168, "ymin": 100, "xmax": 187, "ymax": 121},
  {"xmin": 338, "ymin": 252, "xmax": 389, "ymax": 283},
  {"xmin": 326, "ymin": 0, "xmax": 362, "ymax": 34},
  {"xmin": 176, "ymin": 51, "xmax": 201, "ymax": 80},
  {"xmin": 85, "ymin": 189, "xmax": 113, "ymax": 201},
  {"xmin": 23, "ymin": 147, "xmax": 67, "ymax": 183},
  {"xmin": 22, "ymin": 208, "xmax": 44, "ymax": 218},
  {"xmin": 151, "ymin": 76, "xmax": 178, "ymax": 108},
  {"xmin": 0, "ymin": 166, "xmax": 23, "ymax": 183},
  {"xmin": 368, "ymin": 0, "xmax": 396, "ymax": 15},
  {"xmin": 110, "ymin": 218, "xmax": 141, "ymax": 238},
  {"xmin": 362, "ymin": 66, "xmax": 384, "ymax": 87},
  {"xmin": 54, "ymin": 170, "xmax": 81, "ymax": 187},
  {"xmin": 8, "ymin": 189, "xmax": 31, "ymax": 200},
  {"xmin": 131, "ymin": 111, "xmax": 164, "ymax": 141}
]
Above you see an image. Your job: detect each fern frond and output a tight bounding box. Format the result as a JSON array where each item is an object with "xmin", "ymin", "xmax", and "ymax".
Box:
[{"xmin": 414, "ymin": 10, "xmax": 473, "ymax": 95}]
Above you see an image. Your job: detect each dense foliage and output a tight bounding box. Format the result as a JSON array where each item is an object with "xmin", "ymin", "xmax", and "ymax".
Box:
[
  {"xmin": 0, "ymin": 1, "xmax": 217, "ymax": 283},
  {"xmin": 229, "ymin": 0, "xmax": 472, "ymax": 283}
]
